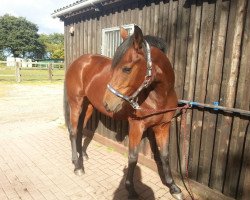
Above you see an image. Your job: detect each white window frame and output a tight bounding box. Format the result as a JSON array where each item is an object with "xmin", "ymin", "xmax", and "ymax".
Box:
[{"xmin": 101, "ymin": 24, "xmax": 134, "ymax": 57}]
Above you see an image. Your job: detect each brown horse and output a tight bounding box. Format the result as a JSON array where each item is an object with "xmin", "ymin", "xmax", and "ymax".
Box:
[{"xmin": 64, "ymin": 25, "xmax": 183, "ymax": 200}]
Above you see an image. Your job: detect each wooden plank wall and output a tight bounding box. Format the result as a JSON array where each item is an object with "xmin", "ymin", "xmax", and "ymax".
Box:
[{"xmin": 63, "ymin": 0, "xmax": 250, "ymax": 199}]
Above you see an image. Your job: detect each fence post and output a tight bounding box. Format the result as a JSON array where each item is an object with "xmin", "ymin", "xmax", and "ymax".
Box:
[
  {"xmin": 48, "ymin": 63, "xmax": 53, "ymax": 81},
  {"xmin": 15, "ymin": 62, "xmax": 21, "ymax": 83}
]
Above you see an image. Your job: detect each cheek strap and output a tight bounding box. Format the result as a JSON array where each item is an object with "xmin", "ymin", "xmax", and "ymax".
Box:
[{"xmin": 106, "ymin": 40, "xmax": 153, "ymax": 110}]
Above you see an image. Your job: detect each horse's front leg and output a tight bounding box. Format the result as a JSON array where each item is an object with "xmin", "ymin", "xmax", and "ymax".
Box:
[
  {"xmin": 152, "ymin": 123, "xmax": 183, "ymax": 200},
  {"xmin": 126, "ymin": 120, "xmax": 145, "ymax": 199}
]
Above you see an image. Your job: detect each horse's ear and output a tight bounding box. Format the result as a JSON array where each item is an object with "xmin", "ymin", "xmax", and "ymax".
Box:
[
  {"xmin": 120, "ymin": 27, "xmax": 128, "ymax": 40},
  {"xmin": 133, "ymin": 25, "xmax": 143, "ymax": 51}
]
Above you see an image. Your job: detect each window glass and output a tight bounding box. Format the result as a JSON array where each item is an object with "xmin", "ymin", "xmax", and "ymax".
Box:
[{"xmin": 101, "ymin": 24, "xmax": 134, "ymax": 57}]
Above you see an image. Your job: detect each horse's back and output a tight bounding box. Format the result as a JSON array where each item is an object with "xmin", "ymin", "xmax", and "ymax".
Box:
[
  {"xmin": 66, "ymin": 54, "xmax": 111, "ymax": 92},
  {"xmin": 66, "ymin": 54, "xmax": 111, "ymax": 79}
]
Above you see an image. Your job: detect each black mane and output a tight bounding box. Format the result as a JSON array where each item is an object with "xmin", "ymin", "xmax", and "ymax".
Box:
[
  {"xmin": 144, "ymin": 35, "xmax": 167, "ymax": 53},
  {"xmin": 111, "ymin": 35, "xmax": 167, "ymax": 68}
]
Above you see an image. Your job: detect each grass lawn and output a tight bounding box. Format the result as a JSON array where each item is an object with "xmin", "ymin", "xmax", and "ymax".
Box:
[{"xmin": 0, "ymin": 65, "xmax": 64, "ymax": 84}]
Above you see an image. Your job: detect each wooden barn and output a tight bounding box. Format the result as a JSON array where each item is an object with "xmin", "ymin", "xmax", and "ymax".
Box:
[{"xmin": 52, "ymin": 0, "xmax": 250, "ymax": 199}]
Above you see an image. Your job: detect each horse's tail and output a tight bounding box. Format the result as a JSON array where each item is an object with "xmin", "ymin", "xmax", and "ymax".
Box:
[{"xmin": 64, "ymin": 81, "xmax": 70, "ymax": 129}]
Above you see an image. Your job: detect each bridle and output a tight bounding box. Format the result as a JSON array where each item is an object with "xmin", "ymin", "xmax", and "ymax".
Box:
[{"xmin": 107, "ymin": 40, "xmax": 153, "ymax": 110}]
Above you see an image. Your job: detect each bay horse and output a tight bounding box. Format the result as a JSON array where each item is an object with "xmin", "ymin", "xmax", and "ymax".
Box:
[{"xmin": 64, "ymin": 25, "xmax": 183, "ymax": 200}]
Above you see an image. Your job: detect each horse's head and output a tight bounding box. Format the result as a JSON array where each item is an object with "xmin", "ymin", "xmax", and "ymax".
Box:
[{"xmin": 103, "ymin": 25, "xmax": 150, "ymax": 113}]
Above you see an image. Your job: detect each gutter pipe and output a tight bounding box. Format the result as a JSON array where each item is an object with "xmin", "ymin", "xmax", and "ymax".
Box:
[{"xmin": 51, "ymin": 0, "xmax": 104, "ymax": 18}]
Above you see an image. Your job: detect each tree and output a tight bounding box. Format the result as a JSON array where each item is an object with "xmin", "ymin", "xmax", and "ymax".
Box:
[
  {"xmin": 0, "ymin": 50, "xmax": 5, "ymax": 61},
  {"xmin": 0, "ymin": 14, "xmax": 45, "ymax": 59},
  {"xmin": 39, "ymin": 33, "xmax": 64, "ymax": 59}
]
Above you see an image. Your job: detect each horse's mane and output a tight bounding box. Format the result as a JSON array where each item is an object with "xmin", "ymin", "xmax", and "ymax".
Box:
[
  {"xmin": 144, "ymin": 35, "xmax": 167, "ymax": 53},
  {"xmin": 112, "ymin": 35, "xmax": 167, "ymax": 68}
]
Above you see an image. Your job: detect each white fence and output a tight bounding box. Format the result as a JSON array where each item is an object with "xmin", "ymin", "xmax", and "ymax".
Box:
[{"xmin": 0, "ymin": 61, "xmax": 64, "ymax": 82}]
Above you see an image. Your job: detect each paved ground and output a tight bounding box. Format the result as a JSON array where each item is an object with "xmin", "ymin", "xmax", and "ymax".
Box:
[{"xmin": 0, "ymin": 83, "xmax": 194, "ymax": 200}]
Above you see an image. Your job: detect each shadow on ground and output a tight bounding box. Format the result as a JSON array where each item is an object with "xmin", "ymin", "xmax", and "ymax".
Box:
[{"xmin": 113, "ymin": 166, "xmax": 155, "ymax": 200}]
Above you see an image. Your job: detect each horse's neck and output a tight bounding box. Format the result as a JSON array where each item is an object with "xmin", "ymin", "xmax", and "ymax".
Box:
[
  {"xmin": 142, "ymin": 63, "xmax": 175, "ymax": 109},
  {"xmin": 149, "ymin": 84, "xmax": 168, "ymax": 107}
]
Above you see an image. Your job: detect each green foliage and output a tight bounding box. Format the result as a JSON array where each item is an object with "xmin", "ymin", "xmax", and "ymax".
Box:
[
  {"xmin": 39, "ymin": 33, "xmax": 64, "ymax": 59},
  {"xmin": 0, "ymin": 14, "xmax": 45, "ymax": 59},
  {"xmin": 0, "ymin": 50, "xmax": 5, "ymax": 60},
  {"xmin": 0, "ymin": 14, "xmax": 64, "ymax": 60}
]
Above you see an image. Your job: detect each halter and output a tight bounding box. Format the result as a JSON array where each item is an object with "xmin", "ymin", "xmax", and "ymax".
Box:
[{"xmin": 107, "ymin": 40, "xmax": 153, "ymax": 110}]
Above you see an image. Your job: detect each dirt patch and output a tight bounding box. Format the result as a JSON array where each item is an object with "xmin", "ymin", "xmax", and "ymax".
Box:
[
  {"xmin": 0, "ymin": 83, "xmax": 64, "ymax": 125},
  {"xmin": 0, "ymin": 84, "xmax": 11, "ymax": 98}
]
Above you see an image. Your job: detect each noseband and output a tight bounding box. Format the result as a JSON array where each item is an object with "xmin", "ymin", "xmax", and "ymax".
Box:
[{"xmin": 107, "ymin": 40, "xmax": 153, "ymax": 110}]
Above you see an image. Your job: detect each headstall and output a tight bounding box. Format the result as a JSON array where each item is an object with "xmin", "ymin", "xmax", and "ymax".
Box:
[{"xmin": 107, "ymin": 40, "xmax": 153, "ymax": 110}]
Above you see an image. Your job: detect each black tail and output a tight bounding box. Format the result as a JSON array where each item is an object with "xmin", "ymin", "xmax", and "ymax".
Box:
[{"xmin": 64, "ymin": 81, "xmax": 70, "ymax": 129}]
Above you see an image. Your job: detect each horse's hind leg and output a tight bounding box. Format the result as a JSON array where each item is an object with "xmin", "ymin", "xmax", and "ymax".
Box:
[
  {"xmin": 82, "ymin": 103, "xmax": 94, "ymax": 160},
  {"xmin": 152, "ymin": 123, "xmax": 183, "ymax": 200},
  {"xmin": 68, "ymin": 96, "xmax": 85, "ymax": 175}
]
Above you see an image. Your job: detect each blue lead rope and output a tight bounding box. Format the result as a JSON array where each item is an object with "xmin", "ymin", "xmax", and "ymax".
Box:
[{"xmin": 178, "ymin": 99, "xmax": 250, "ymax": 117}]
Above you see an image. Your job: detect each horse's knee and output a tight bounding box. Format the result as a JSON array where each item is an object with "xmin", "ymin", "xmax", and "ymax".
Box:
[
  {"xmin": 128, "ymin": 153, "xmax": 138, "ymax": 163},
  {"xmin": 128, "ymin": 146, "xmax": 139, "ymax": 163}
]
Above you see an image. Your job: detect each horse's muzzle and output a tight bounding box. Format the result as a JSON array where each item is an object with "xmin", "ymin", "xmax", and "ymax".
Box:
[{"xmin": 103, "ymin": 99, "xmax": 123, "ymax": 113}]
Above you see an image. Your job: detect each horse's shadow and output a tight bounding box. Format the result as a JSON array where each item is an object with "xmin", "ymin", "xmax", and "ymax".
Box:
[
  {"xmin": 81, "ymin": 110, "xmax": 170, "ymax": 199},
  {"xmin": 113, "ymin": 166, "xmax": 155, "ymax": 200}
]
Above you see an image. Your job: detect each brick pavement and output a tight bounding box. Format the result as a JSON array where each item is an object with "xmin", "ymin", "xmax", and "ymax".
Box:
[{"xmin": 0, "ymin": 84, "xmax": 193, "ymax": 200}]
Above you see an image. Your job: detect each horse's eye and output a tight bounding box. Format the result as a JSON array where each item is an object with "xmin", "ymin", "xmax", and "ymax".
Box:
[{"xmin": 122, "ymin": 66, "xmax": 132, "ymax": 74}]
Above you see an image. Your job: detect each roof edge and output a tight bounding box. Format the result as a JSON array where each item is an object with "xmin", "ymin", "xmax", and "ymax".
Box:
[{"xmin": 51, "ymin": 0, "xmax": 104, "ymax": 19}]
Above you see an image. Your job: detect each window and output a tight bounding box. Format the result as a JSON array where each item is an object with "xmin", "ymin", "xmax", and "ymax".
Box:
[{"xmin": 101, "ymin": 24, "xmax": 134, "ymax": 57}]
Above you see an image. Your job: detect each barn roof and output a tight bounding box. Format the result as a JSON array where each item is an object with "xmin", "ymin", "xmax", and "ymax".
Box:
[
  {"xmin": 51, "ymin": 0, "xmax": 125, "ymax": 19},
  {"xmin": 51, "ymin": 0, "xmax": 103, "ymax": 18}
]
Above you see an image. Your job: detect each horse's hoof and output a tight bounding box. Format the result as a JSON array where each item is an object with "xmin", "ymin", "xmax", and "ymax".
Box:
[
  {"xmin": 74, "ymin": 168, "xmax": 85, "ymax": 176},
  {"xmin": 172, "ymin": 192, "xmax": 184, "ymax": 200}
]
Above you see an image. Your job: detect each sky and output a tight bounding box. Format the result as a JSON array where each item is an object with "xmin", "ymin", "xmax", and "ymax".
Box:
[{"xmin": 0, "ymin": 0, "xmax": 74, "ymax": 34}]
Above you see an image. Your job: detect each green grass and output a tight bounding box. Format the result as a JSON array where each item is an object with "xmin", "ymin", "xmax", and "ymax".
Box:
[
  {"xmin": 107, "ymin": 147, "xmax": 114, "ymax": 152},
  {"xmin": 0, "ymin": 66, "xmax": 64, "ymax": 84}
]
